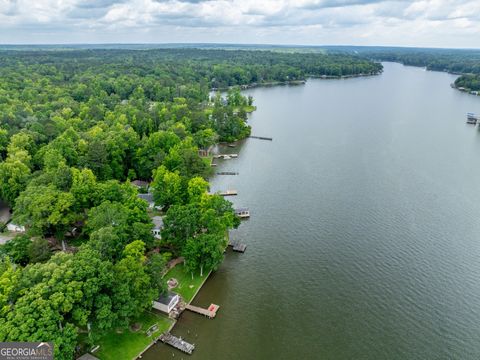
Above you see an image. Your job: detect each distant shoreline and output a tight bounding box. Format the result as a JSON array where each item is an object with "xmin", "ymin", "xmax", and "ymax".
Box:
[{"xmin": 212, "ymin": 72, "xmax": 382, "ymax": 92}]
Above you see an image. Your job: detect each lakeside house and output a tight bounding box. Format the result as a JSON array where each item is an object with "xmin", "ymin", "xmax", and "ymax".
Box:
[
  {"xmin": 131, "ymin": 179, "xmax": 151, "ymax": 190},
  {"xmin": 152, "ymin": 291, "xmax": 180, "ymax": 314},
  {"xmin": 6, "ymin": 223, "xmax": 25, "ymax": 233},
  {"xmin": 137, "ymin": 193, "xmax": 157, "ymax": 209},
  {"xmin": 151, "ymin": 216, "xmax": 164, "ymax": 239}
]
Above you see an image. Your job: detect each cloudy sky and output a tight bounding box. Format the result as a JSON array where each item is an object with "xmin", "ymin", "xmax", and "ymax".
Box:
[{"xmin": 1, "ymin": 0, "xmax": 479, "ymax": 48}]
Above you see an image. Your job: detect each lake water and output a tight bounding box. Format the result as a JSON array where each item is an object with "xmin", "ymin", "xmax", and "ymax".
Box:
[{"xmin": 143, "ymin": 62, "xmax": 480, "ymax": 359}]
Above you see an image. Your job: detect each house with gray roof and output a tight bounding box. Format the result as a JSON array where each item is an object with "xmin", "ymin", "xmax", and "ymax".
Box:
[
  {"xmin": 152, "ymin": 291, "xmax": 180, "ymax": 314},
  {"xmin": 151, "ymin": 216, "xmax": 164, "ymax": 239}
]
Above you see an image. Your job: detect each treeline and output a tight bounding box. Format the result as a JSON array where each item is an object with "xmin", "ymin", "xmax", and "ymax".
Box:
[
  {"xmin": 454, "ymin": 74, "xmax": 480, "ymax": 92},
  {"xmin": 334, "ymin": 47, "xmax": 480, "ymax": 74},
  {"xmin": 0, "ymin": 48, "xmax": 381, "ymax": 358},
  {"xmin": 0, "ymin": 48, "xmax": 383, "ymax": 92},
  {"xmin": 336, "ymin": 46, "xmax": 480, "ymax": 93}
]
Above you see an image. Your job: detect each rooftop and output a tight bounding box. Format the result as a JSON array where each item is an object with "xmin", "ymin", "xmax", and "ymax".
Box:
[
  {"xmin": 152, "ymin": 216, "xmax": 164, "ymax": 229},
  {"xmin": 156, "ymin": 291, "xmax": 178, "ymax": 305},
  {"xmin": 77, "ymin": 354, "xmax": 100, "ymax": 360},
  {"xmin": 131, "ymin": 180, "xmax": 150, "ymax": 188},
  {"xmin": 138, "ymin": 193, "xmax": 154, "ymax": 203}
]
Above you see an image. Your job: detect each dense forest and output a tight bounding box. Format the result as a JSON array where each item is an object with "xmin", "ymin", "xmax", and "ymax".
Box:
[
  {"xmin": 0, "ymin": 48, "xmax": 382, "ymax": 359},
  {"xmin": 454, "ymin": 74, "xmax": 480, "ymax": 92}
]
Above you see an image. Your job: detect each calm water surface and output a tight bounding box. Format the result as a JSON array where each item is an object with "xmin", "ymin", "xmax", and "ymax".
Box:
[{"xmin": 143, "ymin": 63, "xmax": 480, "ymax": 359}]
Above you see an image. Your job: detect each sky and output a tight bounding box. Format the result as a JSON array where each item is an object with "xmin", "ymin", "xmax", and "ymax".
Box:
[{"xmin": 1, "ymin": 0, "xmax": 480, "ymax": 48}]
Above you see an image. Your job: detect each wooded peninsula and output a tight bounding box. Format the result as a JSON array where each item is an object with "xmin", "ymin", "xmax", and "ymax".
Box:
[{"xmin": 0, "ymin": 48, "xmax": 382, "ymax": 359}]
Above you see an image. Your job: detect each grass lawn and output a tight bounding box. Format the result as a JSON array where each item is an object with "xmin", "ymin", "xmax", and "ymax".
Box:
[
  {"xmin": 233, "ymin": 105, "xmax": 257, "ymax": 113},
  {"xmin": 243, "ymin": 105, "xmax": 257, "ymax": 113},
  {"xmin": 164, "ymin": 263, "xmax": 209, "ymax": 303},
  {"xmin": 94, "ymin": 311, "xmax": 173, "ymax": 360}
]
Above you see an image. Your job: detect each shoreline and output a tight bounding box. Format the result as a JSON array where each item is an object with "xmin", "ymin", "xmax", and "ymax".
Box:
[
  {"xmin": 134, "ymin": 318, "xmax": 177, "ymax": 360},
  {"xmin": 134, "ymin": 68, "xmax": 380, "ymax": 358},
  {"xmin": 136, "ymin": 135, "xmax": 249, "ymax": 358},
  {"xmin": 450, "ymin": 83, "xmax": 480, "ymax": 96},
  {"xmin": 211, "ymin": 71, "xmax": 382, "ymax": 92},
  {"xmin": 134, "ymin": 268, "xmax": 214, "ymax": 359},
  {"xmin": 380, "ymin": 60, "xmax": 480, "ymax": 97}
]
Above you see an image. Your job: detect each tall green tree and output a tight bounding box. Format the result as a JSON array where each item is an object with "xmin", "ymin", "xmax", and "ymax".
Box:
[
  {"xmin": 13, "ymin": 184, "xmax": 76, "ymax": 237},
  {"xmin": 152, "ymin": 165, "xmax": 184, "ymax": 208},
  {"xmin": 111, "ymin": 241, "xmax": 156, "ymax": 326},
  {"xmin": 183, "ymin": 233, "xmax": 225, "ymax": 277}
]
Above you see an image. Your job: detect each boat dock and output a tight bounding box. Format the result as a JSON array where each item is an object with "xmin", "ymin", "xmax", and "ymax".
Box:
[
  {"xmin": 158, "ymin": 333, "xmax": 195, "ymax": 355},
  {"xmin": 214, "ymin": 154, "xmax": 238, "ymax": 159},
  {"xmin": 217, "ymin": 171, "xmax": 239, "ymax": 175},
  {"xmin": 218, "ymin": 190, "xmax": 237, "ymax": 196},
  {"xmin": 467, "ymin": 112, "xmax": 478, "ymax": 124},
  {"xmin": 185, "ymin": 303, "xmax": 220, "ymax": 319},
  {"xmin": 228, "ymin": 239, "xmax": 247, "ymax": 253},
  {"xmin": 235, "ymin": 207, "xmax": 250, "ymax": 218},
  {"xmin": 249, "ymin": 135, "xmax": 273, "ymax": 141}
]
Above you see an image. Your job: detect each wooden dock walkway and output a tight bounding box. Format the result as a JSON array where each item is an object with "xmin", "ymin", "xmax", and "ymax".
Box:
[
  {"xmin": 159, "ymin": 333, "xmax": 195, "ymax": 354},
  {"xmin": 185, "ymin": 303, "xmax": 220, "ymax": 318},
  {"xmin": 217, "ymin": 171, "xmax": 239, "ymax": 175},
  {"xmin": 214, "ymin": 154, "xmax": 238, "ymax": 159},
  {"xmin": 249, "ymin": 135, "xmax": 273, "ymax": 141},
  {"xmin": 219, "ymin": 190, "xmax": 237, "ymax": 196}
]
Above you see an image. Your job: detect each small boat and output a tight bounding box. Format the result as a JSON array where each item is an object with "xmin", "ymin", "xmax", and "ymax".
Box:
[
  {"xmin": 223, "ymin": 155, "xmax": 231, "ymax": 160},
  {"xmin": 228, "ymin": 144, "xmax": 236, "ymax": 148}
]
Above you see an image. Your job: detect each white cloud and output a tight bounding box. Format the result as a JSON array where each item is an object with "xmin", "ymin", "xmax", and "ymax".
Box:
[{"xmin": 0, "ymin": 0, "xmax": 479, "ymax": 47}]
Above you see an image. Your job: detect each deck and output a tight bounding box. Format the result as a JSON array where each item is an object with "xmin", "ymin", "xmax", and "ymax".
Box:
[
  {"xmin": 214, "ymin": 154, "xmax": 238, "ymax": 159},
  {"xmin": 232, "ymin": 243, "xmax": 247, "ymax": 252},
  {"xmin": 185, "ymin": 303, "xmax": 220, "ymax": 318},
  {"xmin": 219, "ymin": 190, "xmax": 237, "ymax": 196},
  {"xmin": 228, "ymin": 240, "xmax": 247, "ymax": 253},
  {"xmin": 249, "ymin": 135, "xmax": 273, "ymax": 141},
  {"xmin": 159, "ymin": 333, "xmax": 195, "ymax": 354}
]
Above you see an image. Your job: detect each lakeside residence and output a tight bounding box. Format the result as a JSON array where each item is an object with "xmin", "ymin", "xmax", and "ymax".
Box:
[
  {"xmin": 131, "ymin": 180, "xmax": 151, "ymax": 189},
  {"xmin": 151, "ymin": 216, "xmax": 164, "ymax": 239},
  {"xmin": 152, "ymin": 291, "xmax": 180, "ymax": 315},
  {"xmin": 137, "ymin": 193, "xmax": 160, "ymax": 210}
]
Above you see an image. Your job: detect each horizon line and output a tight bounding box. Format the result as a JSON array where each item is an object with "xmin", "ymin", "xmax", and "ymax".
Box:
[{"xmin": 0, "ymin": 42, "xmax": 479, "ymax": 51}]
